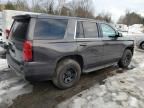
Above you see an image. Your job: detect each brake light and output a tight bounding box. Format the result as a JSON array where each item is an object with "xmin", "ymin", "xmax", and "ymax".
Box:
[
  {"xmin": 5, "ymin": 29, "xmax": 10, "ymax": 39},
  {"xmin": 23, "ymin": 41, "xmax": 33, "ymax": 62}
]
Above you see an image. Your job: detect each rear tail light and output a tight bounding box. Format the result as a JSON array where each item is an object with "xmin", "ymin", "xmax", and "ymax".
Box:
[
  {"xmin": 5, "ymin": 29, "xmax": 10, "ymax": 39},
  {"xmin": 23, "ymin": 41, "xmax": 33, "ymax": 62}
]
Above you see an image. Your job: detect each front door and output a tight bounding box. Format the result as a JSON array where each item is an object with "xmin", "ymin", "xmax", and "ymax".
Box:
[{"xmin": 99, "ymin": 23, "xmax": 124, "ymax": 64}]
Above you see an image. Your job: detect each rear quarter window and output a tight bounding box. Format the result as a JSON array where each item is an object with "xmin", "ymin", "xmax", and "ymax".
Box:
[{"xmin": 34, "ymin": 19, "xmax": 68, "ymax": 40}]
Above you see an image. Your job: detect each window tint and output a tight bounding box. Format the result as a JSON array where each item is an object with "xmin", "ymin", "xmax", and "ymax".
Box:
[
  {"xmin": 34, "ymin": 19, "xmax": 68, "ymax": 40},
  {"xmin": 101, "ymin": 24, "xmax": 116, "ymax": 37},
  {"xmin": 83, "ymin": 22, "xmax": 98, "ymax": 38},
  {"xmin": 9, "ymin": 20, "xmax": 29, "ymax": 41},
  {"xmin": 76, "ymin": 22, "xmax": 84, "ymax": 38}
]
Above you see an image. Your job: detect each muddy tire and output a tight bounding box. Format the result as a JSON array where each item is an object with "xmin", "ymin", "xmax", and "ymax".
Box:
[
  {"xmin": 118, "ymin": 49, "xmax": 133, "ymax": 68},
  {"xmin": 52, "ymin": 59, "xmax": 81, "ymax": 89}
]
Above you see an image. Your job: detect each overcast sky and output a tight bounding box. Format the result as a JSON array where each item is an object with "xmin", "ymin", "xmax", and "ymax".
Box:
[
  {"xmin": 93, "ymin": 0, "xmax": 144, "ymax": 22},
  {"xmin": 1, "ymin": 0, "xmax": 144, "ymax": 22}
]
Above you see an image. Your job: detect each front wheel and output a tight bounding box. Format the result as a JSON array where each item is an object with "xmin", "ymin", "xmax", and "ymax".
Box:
[
  {"xmin": 52, "ymin": 59, "xmax": 81, "ymax": 89},
  {"xmin": 118, "ymin": 49, "xmax": 133, "ymax": 68}
]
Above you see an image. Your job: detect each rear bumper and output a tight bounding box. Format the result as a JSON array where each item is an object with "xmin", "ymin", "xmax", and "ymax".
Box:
[{"xmin": 7, "ymin": 54, "xmax": 55, "ymax": 81}]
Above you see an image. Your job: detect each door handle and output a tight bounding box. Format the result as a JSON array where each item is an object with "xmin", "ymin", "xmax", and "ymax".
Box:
[{"xmin": 80, "ymin": 44, "xmax": 87, "ymax": 46}]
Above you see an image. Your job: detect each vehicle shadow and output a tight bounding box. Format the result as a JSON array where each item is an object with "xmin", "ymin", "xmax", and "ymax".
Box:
[{"xmin": 9, "ymin": 65, "xmax": 126, "ymax": 108}]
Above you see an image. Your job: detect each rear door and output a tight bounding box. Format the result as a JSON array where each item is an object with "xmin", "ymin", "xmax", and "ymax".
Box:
[
  {"xmin": 76, "ymin": 21, "xmax": 104, "ymax": 70},
  {"xmin": 32, "ymin": 18, "xmax": 68, "ymax": 62},
  {"xmin": 8, "ymin": 18, "xmax": 30, "ymax": 63}
]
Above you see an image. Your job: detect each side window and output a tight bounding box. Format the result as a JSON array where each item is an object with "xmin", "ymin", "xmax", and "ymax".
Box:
[
  {"xmin": 100, "ymin": 24, "xmax": 116, "ymax": 37},
  {"xmin": 76, "ymin": 21, "xmax": 84, "ymax": 38},
  {"xmin": 83, "ymin": 22, "xmax": 98, "ymax": 38},
  {"xmin": 34, "ymin": 19, "xmax": 68, "ymax": 40}
]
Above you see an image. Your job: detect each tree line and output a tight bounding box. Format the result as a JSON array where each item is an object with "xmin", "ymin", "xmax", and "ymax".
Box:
[
  {"xmin": 118, "ymin": 10, "xmax": 144, "ymax": 25},
  {"xmin": 0, "ymin": 0, "xmax": 144, "ymax": 25},
  {"xmin": 0, "ymin": 0, "xmax": 112, "ymax": 23}
]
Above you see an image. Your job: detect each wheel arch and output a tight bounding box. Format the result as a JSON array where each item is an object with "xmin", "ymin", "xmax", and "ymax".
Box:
[
  {"xmin": 56, "ymin": 55, "xmax": 84, "ymax": 69},
  {"xmin": 125, "ymin": 45, "xmax": 134, "ymax": 55}
]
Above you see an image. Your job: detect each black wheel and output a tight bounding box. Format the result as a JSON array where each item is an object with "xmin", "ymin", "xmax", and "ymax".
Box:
[
  {"xmin": 140, "ymin": 42, "xmax": 144, "ymax": 50},
  {"xmin": 52, "ymin": 59, "xmax": 81, "ymax": 89},
  {"xmin": 118, "ymin": 49, "xmax": 133, "ymax": 68}
]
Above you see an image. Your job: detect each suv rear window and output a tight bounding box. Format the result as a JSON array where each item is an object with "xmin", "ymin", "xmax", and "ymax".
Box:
[
  {"xmin": 9, "ymin": 19, "xmax": 29, "ymax": 41},
  {"xmin": 34, "ymin": 19, "xmax": 68, "ymax": 40}
]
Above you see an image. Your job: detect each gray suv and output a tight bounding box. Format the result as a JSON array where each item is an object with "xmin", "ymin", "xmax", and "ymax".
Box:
[{"xmin": 6, "ymin": 14, "xmax": 134, "ymax": 89}]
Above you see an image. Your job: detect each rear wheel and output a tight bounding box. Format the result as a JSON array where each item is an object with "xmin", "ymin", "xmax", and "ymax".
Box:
[
  {"xmin": 140, "ymin": 42, "xmax": 144, "ymax": 50},
  {"xmin": 118, "ymin": 49, "xmax": 132, "ymax": 68},
  {"xmin": 53, "ymin": 59, "xmax": 81, "ymax": 89}
]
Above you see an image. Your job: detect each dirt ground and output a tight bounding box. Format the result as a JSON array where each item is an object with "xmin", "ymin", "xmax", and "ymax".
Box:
[{"xmin": 9, "ymin": 66, "xmax": 122, "ymax": 108}]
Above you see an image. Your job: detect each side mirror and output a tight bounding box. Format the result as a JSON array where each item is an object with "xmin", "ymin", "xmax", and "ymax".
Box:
[
  {"xmin": 116, "ymin": 32, "xmax": 123, "ymax": 37},
  {"xmin": 108, "ymin": 35, "xmax": 116, "ymax": 38},
  {"xmin": 108, "ymin": 32, "xmax": 122, "ymax": 38}
]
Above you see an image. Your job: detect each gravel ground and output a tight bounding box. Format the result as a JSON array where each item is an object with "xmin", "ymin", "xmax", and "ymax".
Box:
[{"xmin": 0, "ymin": 49, "xmax": 143, "ymax": 108}]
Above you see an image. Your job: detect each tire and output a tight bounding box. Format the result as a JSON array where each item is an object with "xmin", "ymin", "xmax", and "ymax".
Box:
[
  {"xmin": 118, "ymin": 49, "xmax": 133, "ymax": 68},
  {"xmin": 140, "ymin": 42, "xmax": 144, "ymax": 50},
  {"xmin": 52, "ymin": 59, "xmax": 81, "ymax": 89}
]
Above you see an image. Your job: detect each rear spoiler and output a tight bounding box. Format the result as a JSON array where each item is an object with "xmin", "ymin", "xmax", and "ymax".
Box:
[{"xmin": 12, "ymin": 14, "xmax": 37, "ymax": 20}]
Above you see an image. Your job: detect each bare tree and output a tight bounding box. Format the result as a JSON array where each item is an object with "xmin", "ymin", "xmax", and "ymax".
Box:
[
  {"xmin": 42, "ymin": 0, "xmax": 55, "ymax": 14},
  {"xmin": 79, "ymin": 0, "xmax": 93, "ymax": 17},
  {"xmin": 57, "ymin": 0, "xmax": 66, "ymax": 15},
  {"xmin": 60, "ymin": 6, "xmax": 71, "ymax": 16},
  {"xmin": 76, "ymin": 0, "xmax": 94, "ymax": 18},
  {"xmin": 31, "ymin": 0, "xmax": 45, "ymax": 12},
  {"xmin": 96, "ymin": 13, "xmax": 112, "ymax": 23},
  {"xmin": 118, "ymin": 11, "xmax": 144, "ymax": 25},
  {"xmin": 68, "ymin": 0, "xmax": 78, "ymax": 16},
  {"xmin": 15, "ymin": 0, "xmax": 29, "ymax": 11},
  {"xmin": 68, "ymin": 0, "xmax": 94, "ymax": 18}
]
